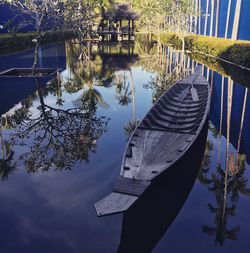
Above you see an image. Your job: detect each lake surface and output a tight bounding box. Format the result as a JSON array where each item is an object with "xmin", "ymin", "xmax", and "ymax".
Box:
[{"xmin": 0, "ymin": 40, "xmax": 250, "ymax": 253}]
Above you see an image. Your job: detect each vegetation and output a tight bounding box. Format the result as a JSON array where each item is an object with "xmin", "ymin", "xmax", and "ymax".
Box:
[
  {"xmin": 0, "ymin": 0, "xmax": 66, "ymax": 74},
  {"xmin": 0, "ymin": 30, "xmax": 73, "ymax": 54},
  {"xmin": 157, "ymin": 32, "xmax": 250, "ymax": 69}
]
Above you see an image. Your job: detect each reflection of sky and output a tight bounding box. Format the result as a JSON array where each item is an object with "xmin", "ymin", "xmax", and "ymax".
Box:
[
  {"xmin": 0, "ymin": 43, "xmax": 156, "ymax": 252},
  {"xmin": 0, "ymin": 41, "xmax": 250, "ymax": 253}
]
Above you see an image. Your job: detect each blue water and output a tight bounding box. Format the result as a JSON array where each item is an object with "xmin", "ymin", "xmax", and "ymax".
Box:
[{"xmin": 0, "ymin": 40, "xmax": 250, "ymax": 253}]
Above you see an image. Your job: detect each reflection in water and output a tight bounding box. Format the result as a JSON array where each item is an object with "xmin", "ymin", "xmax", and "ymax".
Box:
[
  {"xmin": 0, "ymin": 122, "xmax": 16, "ymax": 181},
  {"xmin": 198, "ymin": 68, "xmax": 250, "ymax": 245},
  {"xmin": 3, "ymin": 79, "xmax": 108, "ymax": 173},
  {"xmin": 0, "ymin": 41, "xmax": 141, "ymax": 177},
  {"xmin": 117, "ymin": 124, "xmax": 208, "ymax": 253},
  {"xmin": 200, "ymin": 150, "xmax": 250, "ymax": 245},
  {"xmin": 115, "ymin": 72, "xmax": 132, "ymax": 106},
  {"xmin": 143, "ymin": 46, "xmax": 191, "ymax": 102},
  {"xmin": 0, "ymin": 38, "xmax": 250, "ymax": 252}
]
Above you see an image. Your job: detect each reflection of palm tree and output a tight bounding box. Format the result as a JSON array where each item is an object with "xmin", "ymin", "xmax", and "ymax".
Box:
[
  {"xmin": 76, "ymin": 82, "xmax": 109, "ymax": 112},
  {"xmin": 65, "ymin": 41, "xmax": 110, "ymax": 111},
  {"xmin": 200, "ymin": 149, "xmax": 250, "ymax": 246},
  {"xmin": 115, "ymin": 72, "xmax": 132, "ymax": 106},
  {"xmin": 121, "ymin": 69, "xmax": 140, "ymax": 140},
  {"xmin": 202, "ymin": 165, "xmax": 240, "ymax": 246}
]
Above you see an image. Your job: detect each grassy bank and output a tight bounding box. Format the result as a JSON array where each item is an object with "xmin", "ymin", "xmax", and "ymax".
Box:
[
  {"xmin": 158, "ymin": 32, "xmax": 250, "ymax": 69},
  {"xmin": 0, "ymin": 31, "xmax": 74, "ymax": 55}
]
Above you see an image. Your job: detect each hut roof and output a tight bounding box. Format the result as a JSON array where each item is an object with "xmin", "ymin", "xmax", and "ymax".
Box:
[{"xmin": 104, "ymin": 3, "xmax": 140, "ymax": 21}]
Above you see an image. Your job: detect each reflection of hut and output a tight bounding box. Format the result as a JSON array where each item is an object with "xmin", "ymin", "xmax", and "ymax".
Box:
[{"xmin": 98, "ymin": 3, "xmax": 139, "ymax": 41}]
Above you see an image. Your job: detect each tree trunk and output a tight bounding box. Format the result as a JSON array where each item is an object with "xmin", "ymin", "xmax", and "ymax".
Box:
[{"xmin": 31, "ymin": 40, "xmax": 40, "ymax": 76}]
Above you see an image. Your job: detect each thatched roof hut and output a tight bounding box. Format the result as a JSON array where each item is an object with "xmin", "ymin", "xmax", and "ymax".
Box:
[{"xmin": 104, "ymin": 3, "xmax": 139, "ymax": 21}]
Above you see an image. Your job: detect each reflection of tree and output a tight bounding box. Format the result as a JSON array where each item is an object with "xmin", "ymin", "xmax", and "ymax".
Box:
[
  {"xmin": 202, "ymin": 164, "xmax": 240, "ymax": 246},
  {"xmin": 0, "ymin": 125, "xmax": 16, "ymax": 181},
  {"xmin": 74, "ymin": 82, "xmax": 109, "ymax": 112},
  {"xmin": 49, "ymin": 73, "xmax": 65, "ymax": 107},
  {"xmin": 65, "ymin": 41, "xmax": 115, "ymax": 90},
  {"xmin": 197, "ymin": 139, "xmax": 213, "ymax": 186},
  {"xmin": 228, "ymin": 154, "xmax": 250, "ymax": 204},
  {"xmin": 199, "ymin": 137, "xmax": 250, "ymax": 246},
  {"xmin": 9, "ymin": 80, "xmax": 108, "ymax": 172},
  {"xmin": 65, "ymin": 41, "xmax": 111, "ymax": 111},
  {"xmin": 143, "ymin": 46, "xmax": 190, "ymax": 102},
  {"xmin": 115, "ymin": 72, "xmax": 132, "ymax": 106}
]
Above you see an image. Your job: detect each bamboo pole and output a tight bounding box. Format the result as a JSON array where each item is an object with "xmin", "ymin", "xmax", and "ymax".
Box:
[
  {"xmin": 210, "ymin": 0, "xmax": 215, "ymax": 37},
  {"xmin": 215, "ymin": 0, "xmax": 220, "ymax": 37},
  {"xmin": 236, "ymin": 88, "xmax": 248, "ymax": 156},
  {"xmin": 130, "ymin": 69, "xmax": 137, "ymax": 126},
  {"xmin": 198, "ymin": 0, "xmax": 201, "ymax": 34},
  {"xmin": 222, "ymin": 78, "xmax": 234, "ymax": 221},
  {"xmin": 232, "ymin": 0, "xmax": 242, "ymax": 40},
  {"xmin": 225, "ymin": 0, "xmax": 232, "ymax": 38},
  {"xmin": 218, "ymin": 76, "xmax": 224, "ymax": 163},
  {"xmin": 204, "ymin": 0, "xmax": 210, "ymax": 35},
  {"xmin": 194, "ymin": 0, "xmax": 198, "ymax": 34}
]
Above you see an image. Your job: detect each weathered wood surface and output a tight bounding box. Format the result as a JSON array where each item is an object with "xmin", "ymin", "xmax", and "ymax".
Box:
[
  {"xmin": 95, "ymin": 69, "xmax": 210, "ymax": 216},
  {"xmin": 94, "ymin": 192, "xmax": 138, "ymax": 217},
  {"xmin": 113, "ymin": 176, "xmax": 150, "ymax": 196},
  {"xmin": 122, "ymin": 130, "xmax": 193, "ymax": 181}
]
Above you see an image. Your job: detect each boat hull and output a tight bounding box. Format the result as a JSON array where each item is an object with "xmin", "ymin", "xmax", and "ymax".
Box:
[{"xmin": 95, "ymin": 68, "xmax": 210, "ymax": 216}]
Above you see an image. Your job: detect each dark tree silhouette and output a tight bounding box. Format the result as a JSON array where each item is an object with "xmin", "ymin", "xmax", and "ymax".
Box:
[{"xmin": 9, "ymin": 79, "xmax": 109, "ymax": 173}]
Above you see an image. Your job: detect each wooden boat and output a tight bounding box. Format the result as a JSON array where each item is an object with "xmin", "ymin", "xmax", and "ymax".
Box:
[
  {"xmin": 95, "ymin": 66, "xmax": 210, "ymax": 217},
  {"xmin": 117, "ymin": 122, "xmax": 208, "ymax": 253}
]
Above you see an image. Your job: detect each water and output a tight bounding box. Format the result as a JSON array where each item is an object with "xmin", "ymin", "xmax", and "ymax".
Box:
[{"xmin": 0, "ymin": 40, "xmax": 250, "ymax": 253}]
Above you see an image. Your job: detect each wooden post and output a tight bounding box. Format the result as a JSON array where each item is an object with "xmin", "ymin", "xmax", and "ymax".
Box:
[
  {"xmin": 128, "ymin": 19, "xmax": 131, "ymax": 40},
  {"xmin": 132, "ymin": 20, "xmax": 134, "ymax": 34},
  {"xmin": 120, "ymin": 19, "xmax": 123, "ymax": 41}
]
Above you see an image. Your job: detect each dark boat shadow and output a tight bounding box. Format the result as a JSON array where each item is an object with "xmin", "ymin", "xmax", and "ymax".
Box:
[{"xmin": 117, "ymin": 122, "xmax": 208, "ymax": 253}]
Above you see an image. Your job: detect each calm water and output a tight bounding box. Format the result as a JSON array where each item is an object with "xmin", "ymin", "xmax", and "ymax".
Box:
[{"xmin": 0, "ymin": 40, "xmax": 250, "ymax": 253}]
